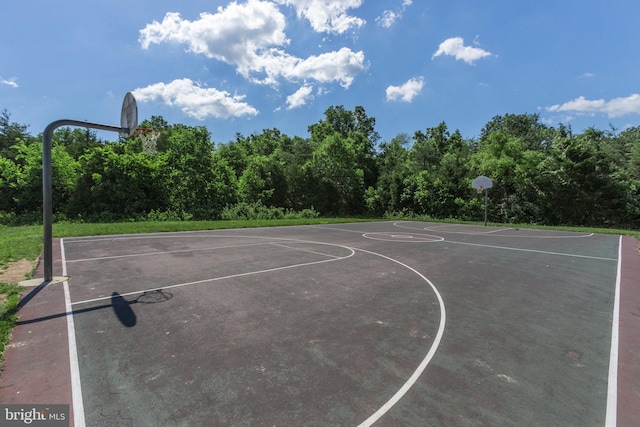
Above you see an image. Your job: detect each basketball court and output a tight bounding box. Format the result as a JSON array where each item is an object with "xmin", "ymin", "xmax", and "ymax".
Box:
[{"xmin": 2, "ymin": 221, "xmax": 639, "ymax": 426}]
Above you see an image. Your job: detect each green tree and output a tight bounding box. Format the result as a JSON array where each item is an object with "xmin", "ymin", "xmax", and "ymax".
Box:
[
  {"xmin": 272, "ymin": 136, "xmax": 315, "ymax": 211},
  {"xmin": 217, "ymin": 137, "xmax": 250, "ymax": 179},
  {"xmin": 70, "ymin": 146, "xmax": 165, "ymax": 219},
  {"xmin": 0, "ymin": 110, "xmax": 31, "ymax": 161},
  {"xmin": 11, "ymin": 139, "xmax": 79, "ymax": 216},
  {"xmin": 470, "ymin": 131, "xmax": 536, "ymax": 223},
  {"xmin": 309, "ymin": 132, "xmax": 364, "ymax": 214},
  {"xmin": 309, "ymin": 105, "xmax": 379, "ymax": 189},
  {"xmin": 0, "ymin": 156, "xmax": 19, "ymax": 213},
  {"xmin": 543, "ymin": 127, "xmax": 632, "ymax": 226},
  {"xmin": 406, "ymin": 123, "xmax": 473, "ymax": 218},
  {"xmin": 52, "ymin": 127, "xmax": 102, "ymax": 159},
  {"xmin": 238, "ymin": 155, "xmax": 287, "ymax": 207},
  {"xmin": 481, "ymin": 113, "xmax": 551, "ymax": 150},
  {"xmin": 374, "ymin": 133, "xmax": 411, "ymax": 214},
  {"xmin": 163, "ymin": 125, "xmax": 217, "ymax": 218},
  {"xmin": 210, "ymin": 152, "xmax": 239, "ymax": 214}
]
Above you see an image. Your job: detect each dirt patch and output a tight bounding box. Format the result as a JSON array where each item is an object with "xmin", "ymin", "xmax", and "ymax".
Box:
[{"xmin": 0, "ymin": 259, "xmax": 35, "ymax": 284}]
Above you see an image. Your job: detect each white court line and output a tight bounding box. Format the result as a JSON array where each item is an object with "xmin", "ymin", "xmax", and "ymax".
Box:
[
  {"xmin": 482, "ymin": 227, "xmax": 515, "ymax": 234},
  {"xmin": 62, "ymin": 232, "xmax": 232, "ymax": 243},
  {"xmin": 394, "ymin": 221, "xmax": 594, "ymax": 238},
  {"xmin": 307, "ymin": 225, "xmax": 371, "ymax": 234},
  {"xmin": 71, "ymin": 247, "xmax": 355, "ymax": 306},
  {"xmin": 269, "ymin": 242, "xmax": 344, "ymax": 259},
  {"xmin": 61, "ymin": 239, "xmax": 86, "ymax": 427},
  {"xmin": 62, "ymin": 227, "xmax": 315, "ymax": 244},
  {"xmin": 394, "ymin": 221, "xmax": 513, "ymax": 235},
  {"xmin": 605, "ymin": 236, "xmax": 622, "ymax": 426},
  {"xmin": 355, "ymin": 247, "xmax": 446, "ymax": 427},
  {"xmin": 447, "ymin": 240, "xmax": 616, "ymax": 261},
  {"xmin": 66, "ymin": 241, "xmax": 279, "ymax": 263},
  {"xmin": 419, "ymin": 223, "xmax": 451, "ymax": 230}
]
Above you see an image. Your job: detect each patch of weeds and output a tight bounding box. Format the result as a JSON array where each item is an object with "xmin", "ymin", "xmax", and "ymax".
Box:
[{"xmin": 0, "ymin": 282, "xmax": 25, "ymax": 362}]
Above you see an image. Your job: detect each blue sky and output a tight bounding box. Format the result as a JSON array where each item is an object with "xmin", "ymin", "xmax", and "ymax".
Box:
[{"xmin": 2, "ymin": 0, "xmax": 639, "ymax": 144}]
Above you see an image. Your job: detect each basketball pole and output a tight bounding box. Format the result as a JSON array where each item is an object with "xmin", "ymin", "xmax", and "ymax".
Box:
[
  {"xmin": 42, "ymin": 120, "xmax": 131, "ymax": 282},
  {"xmin": 484, "ymin": 188, "xmax": 488, "ymax": 226}
]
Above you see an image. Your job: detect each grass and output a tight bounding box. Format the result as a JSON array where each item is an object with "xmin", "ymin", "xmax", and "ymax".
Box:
[
  {"xmin": 0, "ymin": 283, "xmax": 23, "ymax": 359},
  {"xmin": 0, "ymin": 225, "xmax": 43, "ymax": 270},
  {"xmin": 0, "ymin": 217, "xmax": 638, "ymax": 362}
]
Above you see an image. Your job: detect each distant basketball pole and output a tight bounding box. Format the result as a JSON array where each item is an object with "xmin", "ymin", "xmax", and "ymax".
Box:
[
  {"xmin": 42, "ymin": 93, "xmax": 138, "ymax": 282},
  {"xmin": 471, "ymin": 176, "xmax": 493, "ymax": 227}
]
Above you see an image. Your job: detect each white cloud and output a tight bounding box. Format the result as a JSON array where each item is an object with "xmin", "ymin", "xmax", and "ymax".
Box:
[
  {"xmin": 376, "ymin": 0, "xmax": 412, "ymax": 28},
  {"xmin": 132, "ymin": 78, "xmax": 258, "ymax": 119},
  {"xmin": 275, "ymin": 0, "xmax": 365, "ymax": 34},
  {"xmin": 546, "ymin": 94, "xmax": 640, "ymax": 118},
  {"xmin": 286, "ymin": 47, "xmax": 367, "ymax": 88},
  {"xmin": 286, "ymin": 85, "xmax": 314, "ymax": 109},
  {"xmin": 386, "ymin": 76, "xmax": 424, "ymax": 102},
  {"xmin": 432, "ymin": 37, "xmax": 492, "ymax": 64},
  {"xmin": 578, "ymin": 72, "xmax": 595, "ymax": 79},
  {"xmin": 139, "ymin": 2, "xmax": 367, "ymax": 87},
  {"xmin": 139, "ymin": 1, "xmax": 288, "ymax": 84},
  {"xmin": 1, "ymin": 77, "xmax": 18, "ymax": 88}
]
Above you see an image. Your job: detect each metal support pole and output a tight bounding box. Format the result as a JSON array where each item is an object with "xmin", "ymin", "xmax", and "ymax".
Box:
[
  {"xmin": 42, "ymin": 120, "xmax": 129, "ymax": 282},
  {"xmin": 484, "ymin": 189, "xmax": 488, "ymax": 226}
]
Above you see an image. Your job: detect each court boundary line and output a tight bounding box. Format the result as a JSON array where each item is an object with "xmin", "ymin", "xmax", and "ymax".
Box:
[
  {"xmin": 61, "ymin": 238, "xmax": 85, "ymax": 427},
  {"xmin": 605, "ymin": 236, "xmax": 622, "ymax": 426}
]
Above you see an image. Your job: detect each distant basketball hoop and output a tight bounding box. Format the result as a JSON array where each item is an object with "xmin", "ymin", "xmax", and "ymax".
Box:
[
  {"xmin": 472, "ymin": 175, "xmax": 493, "ymax": 192},
  {"xmin": 472, "ymin": 176, "xmax": 493, "ymax": 226}
]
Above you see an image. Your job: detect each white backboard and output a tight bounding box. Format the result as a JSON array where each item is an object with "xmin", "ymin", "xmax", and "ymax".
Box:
[
  {"xmin": 120, "ymin": 92, "xmax": 138, "ymax": 137},
  {"xmin": 472, "ymin": 175, "xmax": 493, "ymax": 190}
]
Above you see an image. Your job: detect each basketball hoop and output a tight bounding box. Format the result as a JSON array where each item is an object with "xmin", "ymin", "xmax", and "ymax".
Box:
[
  {"xmin": 471, "ymin": 176, "xmax": 493, "ymax": 226},
  {"xmin": 134, "ymin": 127, "xmax": 161, "ymax": 154},
  {"xmin": 471, "ymin": 176, "xmax": 493, "ymax": 192}
]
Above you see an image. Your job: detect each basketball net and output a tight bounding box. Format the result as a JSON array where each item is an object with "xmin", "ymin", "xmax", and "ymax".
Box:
[
  {"xmin": 476, "ymin": 186, "xmax": 484, "ymax": 194},
  {"xmin": 135, "ymin": 128, "xmax": 161, "ymax": 154}
]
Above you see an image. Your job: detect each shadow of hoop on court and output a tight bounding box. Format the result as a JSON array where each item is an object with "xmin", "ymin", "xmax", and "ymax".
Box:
[{"xmin": 15, "ymin": 289, "xmax": 173, "ymax": 328}]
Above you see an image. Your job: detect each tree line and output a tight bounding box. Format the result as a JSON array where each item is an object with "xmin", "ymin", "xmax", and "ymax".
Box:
[{"xmin": 1, "ymin": 107, "xmax": 639, "ymax": 227}]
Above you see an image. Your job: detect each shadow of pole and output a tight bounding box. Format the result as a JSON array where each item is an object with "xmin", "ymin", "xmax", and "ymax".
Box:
[
  {"xmin": 111, "ymin": 292, "xmax": 136, "ymax": 327},
  {"xmin": 15, "ymin": 289, "xmax": 173, "ymax": 328},
  {"xmin": 17, "ymin": 280, "xmax": 50, "ymax": 311}
]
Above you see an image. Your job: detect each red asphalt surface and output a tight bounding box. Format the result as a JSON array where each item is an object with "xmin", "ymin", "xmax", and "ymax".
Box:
[
  {"xmin": 617, "ymin": 235, "xmax": 640, "ymax": 427},
  {"xmin": 0, "ymin": 231, "xmax": 639, "ymax": 426}
]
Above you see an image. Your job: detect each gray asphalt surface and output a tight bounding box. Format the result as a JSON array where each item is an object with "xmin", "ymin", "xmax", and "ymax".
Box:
[{"xmin": 60, "ymin": 221, "xmax": 622, "ymax": 426}]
